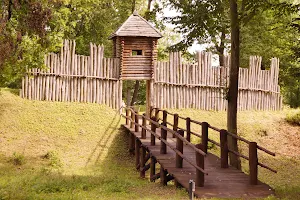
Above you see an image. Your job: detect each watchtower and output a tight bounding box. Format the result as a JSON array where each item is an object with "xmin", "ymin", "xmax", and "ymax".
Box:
[{"xmin": 109, "ymin": 11, "xmax": 162, "ymax": 80}]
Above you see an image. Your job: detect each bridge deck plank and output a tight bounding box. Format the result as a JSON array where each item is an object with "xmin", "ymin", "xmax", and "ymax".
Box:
[{"xmin": 122, "ymin": 124, "xmax": 274, "ymax": 198}]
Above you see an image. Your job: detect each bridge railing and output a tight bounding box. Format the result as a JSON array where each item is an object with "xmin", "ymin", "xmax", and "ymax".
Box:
[
  {"xmin": 122, "ymin": 107, "xmax": 208, "ymax": 187},
  {"xmin": 151, "ymin": 107, "xmax": 277, "ymax": 185}
]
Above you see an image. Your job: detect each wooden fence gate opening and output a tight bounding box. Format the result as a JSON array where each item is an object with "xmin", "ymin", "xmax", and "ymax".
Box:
[{"xmin": 20, "ymin": 40, "xmax": 282, "ymax": 112}]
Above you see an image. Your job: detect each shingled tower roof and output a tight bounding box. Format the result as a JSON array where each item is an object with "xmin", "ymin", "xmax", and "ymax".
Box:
[{"xmin": 109, "ymin": 11, "xmax": 163, "ymax": 39}]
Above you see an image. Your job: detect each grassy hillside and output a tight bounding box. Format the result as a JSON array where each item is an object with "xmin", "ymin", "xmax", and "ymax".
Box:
[
  {"xmin": 0, "ymin": 89, "xmax": 186, "ymax": 200},
  {"xmin": 0, "ymin": 88, "xmax": 299, "ymax": 199}
]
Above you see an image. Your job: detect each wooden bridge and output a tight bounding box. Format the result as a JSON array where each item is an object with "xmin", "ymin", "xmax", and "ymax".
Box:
[{"xmin": 121, "ymin": 107, "xmax": 277, "ymax": 199}]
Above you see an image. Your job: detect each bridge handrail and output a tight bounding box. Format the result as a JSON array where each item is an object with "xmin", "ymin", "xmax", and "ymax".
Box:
[
  {"xmin": 151, "ymin": 107, "xmax": 277, "ymax": 175},
  {"xmin": 127, "ymin": 107, "xmax": 207, "ymax": 157},
  {"xmin": 122, "ymin": 113, "xmax": 208, "ymax": 175}
]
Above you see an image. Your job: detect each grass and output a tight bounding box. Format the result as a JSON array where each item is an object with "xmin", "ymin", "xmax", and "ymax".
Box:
[
  {"xmin": 0, "ymin": 88, "xmax": 186, "ymax": 200},
  {"xmin": 286, "ymin": 110, "xmax": 300, "ymax": 126},
  {"xmin": 0, "ymin": 88, "xmax": 299, "ymax": 199}
]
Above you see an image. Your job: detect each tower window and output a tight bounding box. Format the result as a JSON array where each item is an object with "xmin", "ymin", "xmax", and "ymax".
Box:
[{"xmin": 132, "ymin": 50, "xmax": 143, "ymax": 56}]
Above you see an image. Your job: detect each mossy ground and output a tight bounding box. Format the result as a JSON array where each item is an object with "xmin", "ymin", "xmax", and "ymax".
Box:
[{"xmin": 0, "ymin": 88, "xmax": 299, "ymax": 199}]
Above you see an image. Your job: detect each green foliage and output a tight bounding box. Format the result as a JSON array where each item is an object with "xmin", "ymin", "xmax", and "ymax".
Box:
[
  {"xmin": 11, "ymin": 152, "xmax": 26, "ymax": 166},
  {"xmin": 43, "ymin": 151, "xmax": 62, "ymax": 169},
  {"xmin": 286, "ymin": 111, "xmax": 300, "ymax": 125},
  {"xmin": 0, "ymin": 0, "xmax": 147, "ymax": 88}
]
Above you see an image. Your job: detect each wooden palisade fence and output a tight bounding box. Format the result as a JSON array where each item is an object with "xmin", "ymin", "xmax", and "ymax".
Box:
[
  {"xmin": 154, "ymin": 52, "xmax": 282, "ymax": 111},
  {"xmin": 20, "ymin": 40, "xmax": 122, "ymax": 109}
]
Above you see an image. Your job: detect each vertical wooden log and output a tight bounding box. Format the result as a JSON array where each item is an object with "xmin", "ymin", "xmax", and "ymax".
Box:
[
  {"xmin": 201, "ymin": 122, "xmax": 209, "ymax": 153},
  {"xmin": 130, "ymin": 109, "xmax": 135, "ymax": 128},
  {"xmin": 150, "ymin": 157, "xmax": 156, "ymax": 182},
  {"xmin": 126, "ymin": 109, "xmax": 129, "ymax": 125},
  {"xmin": 195, "ymin": 144, "xmax": 205, "ymax": 187},
  {"xmin": 151, "ymin": 117, "xmax": 157, "ymax": 146},
  {"xmin": 220, "ymin": 129, "xmax": 229, "ymax": 168},
  {"xmin": 141, "ymin": 113, "xmax": 146, "ymax": 139},
  {"xmin": 163, "ymin": 110, "xmax": 167, "ymax": 124},
  {"xmin": 249, "ymin": 142, "xmax": 258, "ymax": 185},
  {"xmin": 135, "ymin": 113, "xmax": 139, "ymax": 132},
  {"xmin": 160, "ymin": 122, "xmax": 167, "ymax": 154},
  {"xmin": 173, "ymin": 114, "xmax": 179, "ymax": 138},
  {"xmin": 186, "ymin": 117, "xmax": 191, "ymax": 142},
  {"xmin": 176, "ymin": 130, "xmax": 184, "ymax": 168},
  {"xmin": 140, "ymin": 147, "xmax": 146, "ymax": 178},
  {"xmin": 135, "ymin": 138, "xmax": 140, "ymax": 170}
]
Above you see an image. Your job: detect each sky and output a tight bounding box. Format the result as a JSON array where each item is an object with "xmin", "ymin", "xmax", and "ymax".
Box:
[{"xmin": 156, "ymin": 3, "xmax": 207, "ymax": 53}]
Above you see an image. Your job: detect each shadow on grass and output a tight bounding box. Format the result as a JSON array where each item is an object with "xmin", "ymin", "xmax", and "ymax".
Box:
[{"xmin": 85, "ymin": 110, "xmax": 122, "ymax": 167}]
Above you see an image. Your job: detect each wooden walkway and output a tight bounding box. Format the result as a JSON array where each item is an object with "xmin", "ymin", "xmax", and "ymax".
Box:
[{"xmin": 121, "ymin": 107, "xmax": 276, "ymax": 198}]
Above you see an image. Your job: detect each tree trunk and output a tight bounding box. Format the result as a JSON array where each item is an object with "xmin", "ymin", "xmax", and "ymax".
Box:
[
  {"xmin": 126, "ymin": 88, "xmax": 131, "ymax": 106},
  {"xmin": 218, "ymin": 29, "xmax": 226, "ymax": 67},
  {"xmin": 227, "ymin": 0, "xmax": 241, "ymax": 170},
  {"xmin": 131, "ymin": 80, "xmax": 140, "ymax": 106},
  {"xmin": 132, "ymin": 0, "xmax": 136, "ymax": 13}
]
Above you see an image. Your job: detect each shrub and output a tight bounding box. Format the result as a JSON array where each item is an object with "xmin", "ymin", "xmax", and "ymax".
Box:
[
  {"xmin": 12, "ymin": 152, "xmax": 26, "ymax": 165},
  {"xmin": 286, "ymin": 112, "xmax": 300, "ymax": 126}
]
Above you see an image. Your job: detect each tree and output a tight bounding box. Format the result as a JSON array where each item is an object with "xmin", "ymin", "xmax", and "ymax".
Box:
[
  {"xmin": 162, "ymin": 0, "xmax": 229, "ymax": 66},
  {"xmin": 162, "ymin": 0, "xmax": 300, "ymax": 169}
]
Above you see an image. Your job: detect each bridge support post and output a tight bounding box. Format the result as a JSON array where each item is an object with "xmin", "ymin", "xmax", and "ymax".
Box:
[
  {"xmin": 186, "ymin": 117, "xmax": 191, "ymax": 142},
  {"xmin": 150, "ymin": 157, "xmax": 156, "ymax": 182},
  {"xmin": 220, "ymin": 129, "xmax": 229, "ymax": 168},
  {"xmin": 176, "ymin": 130, "xmax": 184, "ymax": 168},
  {"xmin": 195, "ymin": 144, "xmax": 205, "ymax": 187},
  {"xmin": 126, "ymin": 109, "xmax": 129, "ymax": 125},
  {"xmin": 135, "ymin": 113, "xmax": 139, "ymax": 132},
  {"xmin": 249, "ymin": 142, "xmax": 258, "ymax": 185},
  {"xmin": 160, "ymin": 166, "xmax": 167, "ymax": 186},
  {"xmin": 160, "ymin": 122, "xmax": 167, "ymax": 154},
  {"xmin": 140, "ymin": 146, "xmax": 146, "ymax": 178},
  {"xmin": 173, "ymin": 114, "xmax": 179, "ymax": 138},
  {"xmin": 201, "ymin": 122, "xmax": 209, "ymax": 153},
  {"xmin": 141, "ymin": 114, "xmax": 146, "ymax": 139},
  {"xmin": 150, "ymin": 117, "xmax": 157, "ymax": 146},
  {"xmin": 135, "ymin": 138, "xmax": 140, "ymax": 170}
]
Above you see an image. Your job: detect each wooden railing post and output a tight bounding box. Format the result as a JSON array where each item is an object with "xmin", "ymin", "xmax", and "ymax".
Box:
[
  {"xmin": 130, "ymin": 109, "xmax": 135, "ymax": 128},
  {"xmin": 160, "ymin": 122, "xmax": 167, "ymax": 154},
  {"xmin": 151, "ymin": 117, "xmax": 157, "ymax": 146},
  {"xmin": 163, "ymin": 110, "xmax": 167, "ymax": 124},
  {"xmin": 186, "ymin": 117, "xmax": 191, "ymax": 142},
  {"xmin": 195, "ymin": 144, "xmax": 205, "ymax": 187},
  {"xmin": 176, "ymin": 130, "xmax": 184, "ymax": 168},
  {"xmin": 173, "ymin": 114, "xmax": 179, "ymax": 138},
  {"xmin": 126, "ymin": 109, "xmax": 129, "ymax": 125},
  {"xmin": 141, "ymin": 113, "xmax": 146, "ymax": 139},
  {"xmin": 135, "ymin": 113, "xmax": 139, "ymax": 132},
  {"xmin": 220, "ymin": 129, "xmax": 229, "ymax": 168},
  {"xmin": 135, "ymin": 138, "xmax": 140, "ymax": 169},
  {"xmin": 249, "ymin": 142, "xmax": 258, "ymax": 185},
  {"xmin": 201, "ymin": 122, "xmax": 209, "ymax": 153}
]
